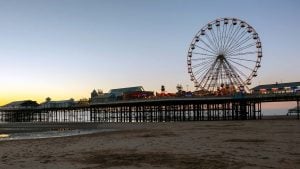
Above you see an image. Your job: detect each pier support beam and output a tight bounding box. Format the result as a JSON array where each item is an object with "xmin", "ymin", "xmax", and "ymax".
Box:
[{"xmin": 297, "ymin": 99, "xmax": 299, "ymax": 120}]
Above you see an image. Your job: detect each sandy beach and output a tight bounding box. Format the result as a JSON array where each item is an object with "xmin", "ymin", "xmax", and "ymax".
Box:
[{"xmin": 0, "ymin": 118, "xmax": 299, "ymax": 169}]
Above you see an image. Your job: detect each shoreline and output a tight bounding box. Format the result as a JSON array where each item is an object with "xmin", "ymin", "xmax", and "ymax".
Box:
[{"xmin": 0, "ymin": 114, "xmax": 298, "ymax": 135}]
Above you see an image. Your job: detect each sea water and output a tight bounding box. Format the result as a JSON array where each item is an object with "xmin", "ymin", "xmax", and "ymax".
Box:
[{"xmin": 0, "ymin": 128, "xmax": 114, "ymax": 141}]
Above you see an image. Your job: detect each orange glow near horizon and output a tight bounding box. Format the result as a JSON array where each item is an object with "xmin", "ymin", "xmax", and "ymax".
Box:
[{"xmin": 262, "ymin": 101, "xmax": 295, "ymax": 110}]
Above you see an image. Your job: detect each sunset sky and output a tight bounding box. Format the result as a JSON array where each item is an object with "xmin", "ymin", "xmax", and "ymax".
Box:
[{"xmin": 0, "ymin": 0, "xmax": 299, "ymax": 106}]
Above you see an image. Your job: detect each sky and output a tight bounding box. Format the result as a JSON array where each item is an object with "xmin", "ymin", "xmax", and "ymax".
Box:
[{"xmin": 0, "ymin": 0, "xmax": 299, "ymax": 106}]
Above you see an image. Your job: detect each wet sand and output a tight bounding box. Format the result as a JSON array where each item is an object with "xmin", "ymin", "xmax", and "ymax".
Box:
[{"xmin": 0, "ymin": 118, "xmax": 299, "ymax": 169}]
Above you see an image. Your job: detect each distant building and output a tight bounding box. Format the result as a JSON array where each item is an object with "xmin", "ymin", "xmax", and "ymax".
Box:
[
  {"xmin": 77, "ymin": 98, "xmax": 90, "ymax": 106},
  {"xmin": 39, "ymin": 99, "xmax": 75, "ymax": 108},
  {"xmin": 91, "ymin": 93, "xmax": 111, "ymax": 103},
  {"xmin": 287, "ymin": 106, "xmax": 299, "ymax": 116},
  {"xmin": 251, "ymin": 82, "xmax": 300, "ymax": 94},
  {"xmin": 1, "ymin": 100, "xmax": 39, "ymax": 109}
]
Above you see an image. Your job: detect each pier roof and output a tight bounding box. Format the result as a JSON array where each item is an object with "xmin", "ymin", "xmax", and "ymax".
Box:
[
  {"xmin": 2, "ymin": 100, "xmax": 39, "ymax": 108},
  {"xmin": 252, "ymin": 82, "xmax": 300, "ymax": 91},
  {"xmin": 109, "ymin": 86, "xmax": 144, "ymax": 97}
]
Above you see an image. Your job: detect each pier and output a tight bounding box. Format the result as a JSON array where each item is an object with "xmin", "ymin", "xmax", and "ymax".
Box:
[{"xmin": 0, "ymin": 93, "xmax": 299, "ymax": 123}]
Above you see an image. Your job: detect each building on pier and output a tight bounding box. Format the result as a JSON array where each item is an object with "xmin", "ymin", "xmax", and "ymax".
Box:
[
  {"xmin": 91, "ymin": 86, "xmax": 154, "ymax": 103},
  {"xmin": 251, "ymin": 82, "xmax": 300, "ymax": 94},
  {"xmin": 1, "ymin": 100, "xmax": 39, "ymax": 109},
  {"xmin": 109, "ymin": 86, "xmax": 145, "ymax": 98},
  {"xmin": 39, "ymin": 98, "xmax": 75, "ymax": 108}
]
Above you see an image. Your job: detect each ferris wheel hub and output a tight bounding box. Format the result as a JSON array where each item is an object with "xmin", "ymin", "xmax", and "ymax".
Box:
[{"xmin": 217, "ymin": 55, "xmax": 225, "ymax": 60}]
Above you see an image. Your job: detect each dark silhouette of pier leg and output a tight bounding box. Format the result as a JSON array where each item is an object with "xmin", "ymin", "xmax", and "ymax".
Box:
[
  {"xmin": 297, "ymin": 99, "xmax": 299, "ymax": 120},
  {"xmin": 239, "ymin": 101, "xmax": 247, "ymax": 120}
]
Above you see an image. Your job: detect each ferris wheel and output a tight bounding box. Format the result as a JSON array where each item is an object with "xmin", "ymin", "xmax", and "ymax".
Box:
[{"xmin": 187, "ymin": 18, "xmax": 262, "ymax": 93}]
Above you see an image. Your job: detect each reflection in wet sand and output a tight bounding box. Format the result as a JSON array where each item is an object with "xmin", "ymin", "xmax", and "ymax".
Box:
[
  {"xmin": 0, "ymin": 134, "xmax": 9, "ymax": 138},
  {"xmin": 0, "ymin": 129, "xmax": 114, "ymax": 141}
]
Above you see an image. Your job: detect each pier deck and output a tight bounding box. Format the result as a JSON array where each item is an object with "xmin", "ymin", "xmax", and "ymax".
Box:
[{"xmin": 0, "ymin": 93, "xmax": 299, "ymax": 122}]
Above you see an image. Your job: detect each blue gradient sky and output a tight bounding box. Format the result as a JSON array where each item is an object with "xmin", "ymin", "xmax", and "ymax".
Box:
[{"xmin": 0, "ymin": 0, "xmax": 299, "ymax": 105}]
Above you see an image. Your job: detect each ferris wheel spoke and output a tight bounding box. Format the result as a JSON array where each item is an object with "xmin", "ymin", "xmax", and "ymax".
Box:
[
  {"xmin": 211, "ymin": 63, "xmax": 223, "ymax": 90},
  {"xmin": 220, "ymin": 23, "xmax": 228, "ymax": 54},
  {"xmin": 192, "ymin": 59, "xmax": 215, "ymax": 69},
  {"xmin": 191, "ymin": 58, "xmax": 215, "ymax": 64},
  {"xmin": 194, "ymin": 67, "xmax": 209, "ymax": 77},
  {"xmin": 226, "ymin": 56, "xmax": 257, "ymax": 63},
  {"xmin": 210, "ymin": 28, "xmax": 221, "ymax": 53},
  {"xmin": 226, "ymin": 35, "xmax": 253, "ymax": 55},
  {"xmin": 198, "ymin": 60, "xmax": 218, "ymax": 87},
  {"xmin": 204, "ymin": 33, "xmax": 219, "ymax": 52},
  {"xmin": 195, "ymin": 45, "xmax": 218, "ymax": 55},
  {"xmin": 226, "ymin": 43, "xmax": 256, "ymax": 56},
  {"xmin": 225, "ymin": 51, "xmax": 257, "ymax": 58},
  {"xmin": 227, "ymin": 43, "xmax": 256, "ymax": 55},
  {"xmin": 222, "ymin": 65, "xmax": 236, "ymax": 85},
  {"xmin": 192, "ymin": 59, "xmax": 215, "ymax": 65},
  {"xmin": 223, "ymin": 25, "xmax": 242, "ymax": 54},
  {"xmin": 227, "ymin": 58, "xmax": 254, "ymax": 71},
  {"xmin": 234, "ymin": 34, "xmax": 252, "ymax": 49},
  {"xmin": 195, "ymin": 64, "xmax": 212, "ymax": 74},
  {"xmin": 228, "ymin": 62, "xmax": 249, "ymax": 79},
  {"xmin": 192, "ymin": 58, "xmax": 214, "ymax": 63},
  {"xmin": 224, "ymin": 60, "xmax": 246, "ymax": 86},
  {"xmin": 232, "ymin": 65, "xmax": 248, "ymax": 83},
  {"xmin": 224, "ymin": 61, "xmax": 245, "ymax": 86},
  {"xmin": 196, "ymin": 69, "xmax": 212, "ymax": 83},
  {"xmin": 225, "ymin": 26, "xmax": 244, "ymax": 54},
  {"xmin": 221, "ymin": 63, "xmax": 233, "ymax": 85},
  {"xmin": 192, "ymin": 52, "xmax": 217, "ymax": 57},
  {"xmin": 218, "ymin": 25, "xmax": 224, "ymax": 53},
  {"xmin": 226, "ymin": 51, "xmax": 257, "ymax": 57},
  {"xmin": 224, "ymin": 24, "xmax": 235, "ymax": 46},
  {"xmin": 211, "ymin": 76, "xmax": 220, "ymax": 90},
  {"xmin": 217, "ymin": 26, "xmax": 222, "ymax": 53},
  {"xmin": 225, "ymin": 61, "xmax": 249, "ymax": 80},
  {"xmin": 233, "ymin": 29, "xmax": 248, "ymax": 46},
  {"xmin": 226, "ymin": 30, "xmax": 248, "ymax": 53},
  {"xmin": 222, "ymin": 67, "xmax": 236, "ymax": 86},
  {"xmin": 207, "ymin": 78, "xmax": 216, "ymax": 90},
  {"xmin": 204, "ymin": 62, "xmax": 221, "ymax": 89},
  {"xmin": 194, "ymin": 63, "xmax": 213, "ymax": 76},
  {"xmin": 221, "ymin": 68, "xmax": 228, "ymax": 84},
  {"xmin": 222, "ymin": 24, "xmax": 234, "ymax": 56},
  {"xmin": 202, "ymin": 71, "xmax": 215, "ymax": 89},
  {"xmin": 199, "ymin": 39, "xmax": 218, "ymax": 54},
  {"xmin": 192, "ymin": 59, "xmax": 215, "ymax": 67}
]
